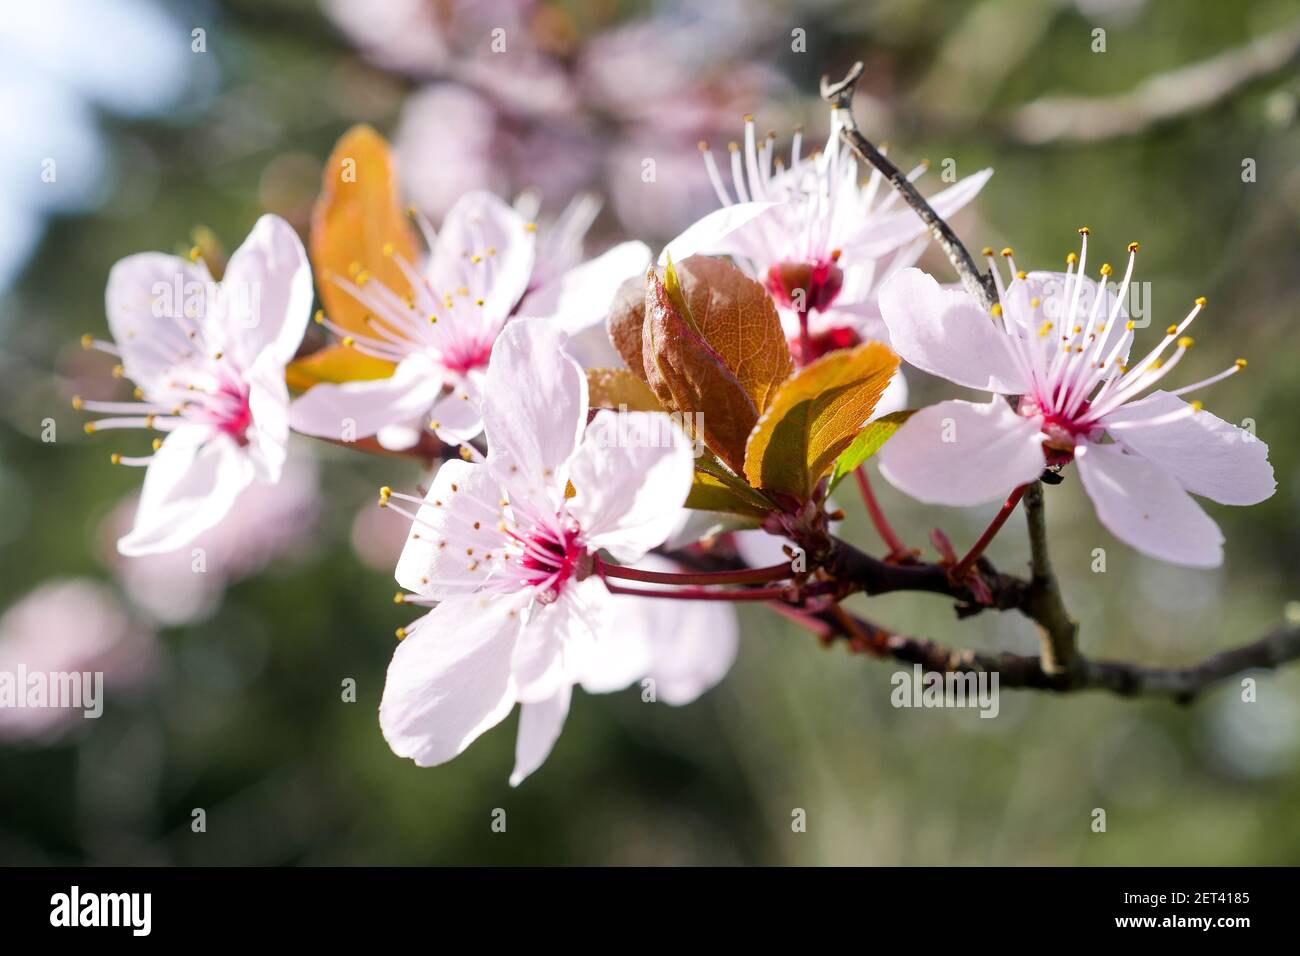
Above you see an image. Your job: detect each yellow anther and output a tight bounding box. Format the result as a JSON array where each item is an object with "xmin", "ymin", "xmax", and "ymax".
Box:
[
  {"xmin": 428, "ymin": 315, "xmax": 438, "ymax": 324},
  {"xmin": 314, "ymin": 310, "xmax": 325, "ymax": 325},
  {"xmin": 1030, "ymin": 297, "xmax": 1041, "ymax": 308},
  {"xmin": 393, "ymin": 592, "xmax": 405, "ymax": 605},
  {"xmin": 145, "ymin": 414, "xmax": 156, "ymax": 428},
  {"xmin": 1190, "ymin": 400, "xmax": 1203, "ymax": 412},
  {"xmin": 524, "ymin": 222, "xmax": 537, "ymax": 233},
  {"xmin": 109, "ymin": 452, "xmax": 121, "ymax": 465},
  {"xmin": 395, "ymin": 627, "xmax": 407, "ymax": 640},
  {"xmin": 1166, "ymin": 325, "xmax": 1178, "ymax": 336},
  {"xmin": 474, "ymin": 298, "xmax": 485, "ymax": 306},
  {"xmin": 80, "ymin": 333, "xmax": 93, "ymax": 350},
  {"xmin": 152, "ymin": 437, "xmax": 162, "ymax": 451},
  {"xmin": 1235, "ymin": 358, "xmax": 1247, "ymax": 369},
  {"xmin": 1195, "ymin": 296, "xmax": 1207, "ymax": 307},
  {"xmin": 1127, "ymin": 241, "xmax": 1140, "ymax": 253},
  {"xmin": 382, "ymin": 242, "xmax": 395, "ymax": 257},
  {"xmin": 470, "ymin": 254, "xmax": 482, "ymax": 264},
  {"xmin": 112, "ymin": 364, "xmax": 125, "ymax": 378},
  {"xmin": 429, "ymin": 419, "xmax": 440, "ymax": 430},
  {"xmin": 1016, "ymin": 270, "xmax": 1027, "ymax": 280},
  {"xmin": 743, "ymin": 113, "xmax": 754, "ymax": 122},
  {"xmin": 1066, "ymin": 252, "xmax": 1078, "ymax": 265},
  {"xmin": 134, "ymin": 387, "xmax": 144, "ymax": 400},
  {"xmin": 1078, "ymin": 226, "xmax": 1090, "ymax": 236},
  {"xmin": 378, "ymin": 486, "xmax": 392, "ymax": 507},
  {"xmin": 355, "ymin": 271, "xmax": 370, "ymax": 285},
  {"xmin": 189, "ymin": 246, "xmax": 202, "ymax": 262},
  {"xmin": 71, "ymin": 395, "xmax": 83, "ymax": 410},
  {"xmin": 459, "ymin": 445, "xmax": 475, "ymax": 461},
  {"xmin": 342, "ymin": 336, "xmax": 355, "ymax": 347},
  {"xmin": 727, "ymin": 142, "xmax": 739, "ymax": 152},
  {"xmin": 1000, "ymin": 247, "xmax": 1014, "ymax": 258},
  {"xmin": 1177, "ymin": 336, "xmax": 1194, "ymax": 349},
  {"xmin": 697, "ymin": 140, "xmax": 709, "ymax": 152},
  {"xmin": 1099, "ymin": 263, "xmax": 1113, "ymax": 277},
  {"xmin": 1126, "ymin": 320, "xmax": 1136, "ymax": 331},
  {"xmin": 83, "ymin": 422, "xmax": 96, "ymax": 434},
  {"xmin": 1038, "ymin": 322, "xmax": 1053, "ymax": 338},
  {"xmin": 981, "ymin": 246, "xmax": 994, "ymax": 257},
  {"xmin": 347, "ymin": 261, "xmax": 362, "ymax": 276},
  {"xmin": 990, "ymin": 303, "xmax": 1003, "ymax": 317}
]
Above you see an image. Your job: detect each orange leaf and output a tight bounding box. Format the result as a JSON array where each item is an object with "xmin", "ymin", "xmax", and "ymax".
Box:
[
  {"xmin": 586, "ymin": 368, "xmax": 663, "ymax": 412},
  {"xmin": 310, "ymin": 125, "xmax": 419, "ymax": 338},
  {"xmin": 743, "ymin": 342, "xmax": 900, "ymax": 500},
  {"xmin": 285, "ymin": 344, "xmax": 396, "ymax": 392}
]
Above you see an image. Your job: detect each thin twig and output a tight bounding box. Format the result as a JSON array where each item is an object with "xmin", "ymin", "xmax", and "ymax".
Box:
[{"xmin": 821, "ymin": 61, "xmax": 996, "ymax": 309}]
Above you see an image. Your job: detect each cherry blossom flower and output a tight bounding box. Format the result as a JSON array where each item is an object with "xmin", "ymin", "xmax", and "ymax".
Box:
[
  {"xmin": 664, "ymin": 109, "xmax": 992, "ymax": 363},
  {"xmin": 875, "ymin": 233, "xmax": 1275, "ymax": 567},
  {"xmin": 82, "ymin": 215, "xmax": 312, "ymax": 556},
  {"xmin": 377, "ymin": 318, "xmax": 734, "ymax": 785},
  {"xmin": 289, "ymin": 190, "xmax": 648, "ymax": 449}
]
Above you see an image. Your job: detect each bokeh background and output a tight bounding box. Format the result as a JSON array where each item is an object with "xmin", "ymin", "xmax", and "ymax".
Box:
[{"xmin": 2, "ymin": 0, "xmax": 1298, "ymax": 865}]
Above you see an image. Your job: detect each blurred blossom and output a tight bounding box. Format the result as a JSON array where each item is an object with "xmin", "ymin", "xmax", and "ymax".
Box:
[
  {"xmin": 340, "ymin": 0, "xmax": 787, "ymax": 235},
  {"xmin": 0, "ymin": 578, "xmax": 158, "ymax": 743},
  {"xmin": 100, "ymin": 454, "xmax": 321, "ymax": 627},
  {"xmin": 351, "ymin": 488, "xmax": 414, "ymax": 573},
  {"xmin": 0, "ymin": 0, "xmax": 195, "ymax": 290}
]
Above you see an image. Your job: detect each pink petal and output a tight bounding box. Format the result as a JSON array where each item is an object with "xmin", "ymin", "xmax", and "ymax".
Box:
[
  {"xmin": 429, "ymin": 191, "xmax": 535, "ymax": 322},
  {"xmin": 483, "ymin": 318, "xmax": 586, "ymax": 515},
  {"xmin": 509, "ymin": 685, "xmax": 572, "ymax": 787},
  {"xmin": 518, "ymin": 240, "xmax": 651, "ymax": 334},
  {"xmin": 288, "ymin": 354, "xmax": 443, "ymax": 442},
  {"xmin": 565, "ymin": 410, "xmax": 695, "ymax": 562},
  {"xmin": 878, "ymin": 268, "xmax": 1029, "ymax": 394},
  {"xmin": 1101, "ymin": 391, "xmax": 1275, "ymax": 506},
  {"xmin": 379, "ymin": 596, "xmax": 523, "ymax": 768},
  {"xmin": 1075, "ymin": 440, "xmax": 1224, "ymax": 568},
  {"xmin": 658, "ymin": 201, "xmax": 780, "ymax": 265},
  {"xmin": 104, "ymin": 252, "xmax": 210, "ymax": 391},
  {"xmin": 878, "ymin": 399, "xmax": 1046, "ymax": 506},
  {"xmin": 513, "ymin": 577, "xmax": 611, "ymax": 703},
  {"xmin": 218, "ymin": 215, "xmax": 313, "ymax": 368},
  {"xmin": 850, "ymin": 168, "xmax": 992, "ymax": 258},
  {"xmin": 118, "ymin": 426, "xmax": 254, "ymax": 556},
  {"xmin": 394, "ymin": 460, "xmax": 508, "ymax": 600},
  {"xmin": 427, "ymin": 370, "xmax": 485, "ymax": 444}
]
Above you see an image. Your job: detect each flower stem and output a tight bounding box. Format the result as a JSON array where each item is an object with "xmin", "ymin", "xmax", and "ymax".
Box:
[
  {"xmin": 597, "ymin": 557, "xmax": 793, "ymax": 587},
  {"xmin": 602, "ymin": 581, "xmax": 794, "ymax": 602},
  {"xmin": 797, "ymin": 305, "xmax": 812, "ymax": 367},
  {"xmin": 853, "ymin": 466, "xmax": 909, "ymax": 559},
  {"xmin": 950, "ymin": 484, "xmax": 1030, "ymax": 582}
]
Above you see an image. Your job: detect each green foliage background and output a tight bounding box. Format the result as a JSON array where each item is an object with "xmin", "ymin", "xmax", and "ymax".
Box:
[{"xmin": 1, "ymin": 0, "xmax": 1298, "ymax": 864}]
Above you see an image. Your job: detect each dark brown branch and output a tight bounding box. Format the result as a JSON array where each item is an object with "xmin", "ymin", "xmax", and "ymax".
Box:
[
  {"xmin": 816, "ymin": 609, "xmax": 1300, "ymax": 704},
  {"xmin": 820, "ymin": 61, "xmax": 996, "ymax": 310},
  {"xmin": 1020, "ymin": 481, "xmax": 1078, "ymax": 675}
]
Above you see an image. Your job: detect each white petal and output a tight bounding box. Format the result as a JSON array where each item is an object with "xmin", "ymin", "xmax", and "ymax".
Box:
[
  {"xmin": 1075, "ymin": 440, "xmax": 1224, "ymax": 568},
  {"xmin": 243, "ymin": 358, "xmax": 290, "ymax": 484},
  {"xmin": 218, "ymin": 215, "xmax": 313, "ymax": 368},
  {"xmin": 117, "ymin": 426, "xmax": 254, "ymax": 556},
  {"xmin": 394, "ymin": 459, "xmax": 508, "ymax": 600},
  {"xmin": 878, "ymin": 268, "xmax": 1029, "ymax": 394},
  {"xmin": 483, "ymin": 318, "xmax": 586, "ymax": 515},
  {"xmin": 288, "ymin": 354, "xmax": 443, "ymax": 441},
  {"xmin": 872, "ymin": 368, "xmax": 909, "ymax": 420},
  {"xmin": 429, "ymin": 191, "xmax": 535, "ymax": 322},
  {"xmin": 878, "ymin": 399, "xmax": 1046, "ymax": 506},
  {"xmin": 514, "ymin": 577, "xmax": 612, "ymax": 703},
  {"xmin": 566, "ymin": 411, "xmax": 695, "ymax": 561},
  {"xmin": 104, "ymin": 251, "xmax": 210, "ymax": 391},
  {"xmin": 509, "ymin": 685, "xmax": 572, "ymax": 787},
  {"xmin": 658, "ymin": 201, "xmax": 780, "ymax": 265},
  {"xmin": 1101, "ymin": 391, "xmax": 1275, "ymax": 506},
  {"xmin": 427, "ymin": 371, "xmax": 485, "ymax": 444},
  {"xmin": 379, "ymin": 595, "xmax": 523, "ymax": 768},
  {"xmin": 518, "ymin": 240, "xmax": 651, "ymax": 334},
  {"xmin": 580, "ymin": 555, "xmax": 737, "ymax": 705},
  {"xmin": 850, "ymin": 168, "xmax": 992, "ymax": 258},
  {"xmin": 732, "ymin": 527, "xmax": 795, "ymax": 568}
]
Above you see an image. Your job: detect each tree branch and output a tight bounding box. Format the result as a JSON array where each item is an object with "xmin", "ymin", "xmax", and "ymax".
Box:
[
  {"xmin": 1020, "ymin": 481, "xmax": 1078, "ymax": 675},
  {"xmin": 821, "ymin": 61, "xmax": 996, "ymax": 310}
]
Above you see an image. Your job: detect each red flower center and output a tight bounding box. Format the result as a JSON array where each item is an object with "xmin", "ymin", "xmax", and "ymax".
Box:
[{"xmin": 765, "ymin": 257, "xmax": 845, "ymax": 314}]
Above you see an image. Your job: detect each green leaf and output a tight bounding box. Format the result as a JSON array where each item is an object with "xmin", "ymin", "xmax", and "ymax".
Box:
[
  {"xmin": 828, "ymin": 410, "xmax": 916, "ymax": 491},
  {"xmin": 685, "ymin": 471, "xmax": 772, "ymax": 518}
]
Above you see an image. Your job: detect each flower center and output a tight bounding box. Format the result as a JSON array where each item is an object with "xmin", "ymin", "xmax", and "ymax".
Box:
[
  {"xmin": 212, "ymin": 381, "xmax": 254, "ymax": 443},
  {"xmin": 765, "ymin": 256, "xmax": 844, "ymax": 314},
  {"xmin": 515, "ymin": 520, "xmax": 585, "ymax": 602},
  {"xmin": 788, "ymin": 324, "xmax": 861, "ymax": 365},
  {"xmin": 439, "ymin": 337, "xmax": 496, "ymax": 377}
]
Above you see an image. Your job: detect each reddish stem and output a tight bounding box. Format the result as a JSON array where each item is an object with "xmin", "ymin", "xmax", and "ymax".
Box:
[
  {"xmin": 597, "ymin": 557, "xmax": 793, "ymax": 587},
  {"xmin": 853, "ymin": 466, "xmax": 908, "ymax": 559},
  {"xmin": 950, "ymin": 484, "xmax": 1030, "ymax": 582},
  {"xmin": 797, "ymin": 305, "xmax": 812, "ymax": 367},
  {"xmin": 603, "ymin": 581, "xmax": 794, "ymax": 602}
]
